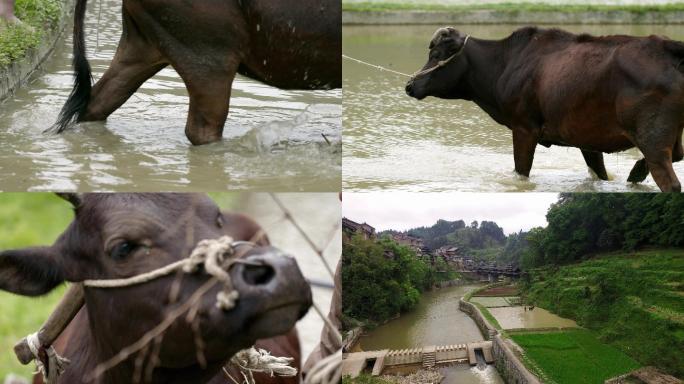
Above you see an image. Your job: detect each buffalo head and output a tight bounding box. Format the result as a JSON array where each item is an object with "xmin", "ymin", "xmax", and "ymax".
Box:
[
  {"xmin": 406, "ymin": 27, "xmax": 470, "ymax": 100},
  {"xmin": 0, "ymin": 193, "xmax": 311, "ymax": 377}
]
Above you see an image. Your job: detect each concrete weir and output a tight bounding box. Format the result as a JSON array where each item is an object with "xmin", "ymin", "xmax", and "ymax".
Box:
[{"xmin": 341, "ymin": 341, "xmax": 495, "ymax": 378}]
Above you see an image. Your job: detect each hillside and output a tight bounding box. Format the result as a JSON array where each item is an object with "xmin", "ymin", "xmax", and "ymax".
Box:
[{"xmin": 520, "ymin": 249, "xmax": 684, "ymax": 377}]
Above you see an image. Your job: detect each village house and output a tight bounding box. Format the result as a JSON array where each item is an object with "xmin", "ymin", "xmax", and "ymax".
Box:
[
  {"xmin": 342, "ymin": 217, "xmax": 376, "ymax": 242},
  {"xmin": 391, "ymin": 233, "xmax": 424, "ymax": 253}
]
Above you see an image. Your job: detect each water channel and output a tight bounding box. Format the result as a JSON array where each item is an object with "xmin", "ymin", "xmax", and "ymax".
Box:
[
  {"xmin": 358, "ymin": 285, "xmax": 504, "ymax": 383},
  {"xmin": 343, "ymin": 24, "xmax": 684, "ymax": 192},
  {"xmin": 0, "ymin": 1, "xmax": 341, "ymax": 191}
]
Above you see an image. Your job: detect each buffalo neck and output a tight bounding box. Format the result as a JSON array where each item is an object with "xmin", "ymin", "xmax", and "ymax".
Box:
[
  {"xmin": 60, "ymin": 305, "xmax": 226, "ymax": 383},
  {"xmin": 460, "ymin": 37, "xmax": 513, "ymax": 126}
]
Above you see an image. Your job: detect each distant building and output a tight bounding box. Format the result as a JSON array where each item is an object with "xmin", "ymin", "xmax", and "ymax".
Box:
[
  {"xmin": 391, "ymin": 233, "xmax": 424, "ymax": 254},
  {"xmin": 342, "ymin": 217, "xmax": 376, "ymax": 242}
]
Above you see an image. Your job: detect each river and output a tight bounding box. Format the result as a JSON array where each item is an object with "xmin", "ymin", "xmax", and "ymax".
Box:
[
  {"xmin": 359, "ymin": 285, "xmax": 504, "ymax": 384},
  {"xmin": 0, "ymin": 1, "xmax": 341, "ymax": 192},
  {"xmin": 343, "ymin": 24, "xmax": 684, "ymax": 192}
]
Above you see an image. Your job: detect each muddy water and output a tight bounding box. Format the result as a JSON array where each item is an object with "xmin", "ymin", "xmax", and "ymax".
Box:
[
  {"xmin": 359, "ymin": 285, "xmax": 504, "ymax": 383},
  {"xmin": 343, "ymin": 24, "xmax": 684, "ymax": 192},
  {"xmin": 488, "ymin": 306, "xmax": 579, "ymax": 330},
  {"xmin": 0, "ymin": 1, "xmax": 341, "ymax": 191}
]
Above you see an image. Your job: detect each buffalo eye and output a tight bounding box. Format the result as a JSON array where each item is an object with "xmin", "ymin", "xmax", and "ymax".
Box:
[{"xmin": 110, "ymin": 241, "xmax": 137, "ymax": 261}]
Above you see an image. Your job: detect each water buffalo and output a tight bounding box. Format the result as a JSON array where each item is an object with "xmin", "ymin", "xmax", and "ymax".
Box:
[
  {"xmin": 406, "ymin": 26, "xmax": 684, "ymax": 192},
  {"xmin": 0, "ymin": 193, "xmax": 312, "ymax": 384},
  {"xmin": 54, "ymin": 0, "xmax": 341, "ymax": 145}
]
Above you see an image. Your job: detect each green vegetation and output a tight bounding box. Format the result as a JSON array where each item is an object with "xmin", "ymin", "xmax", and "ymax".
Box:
[
  {"xmin": 0, "ymin": 193, "xmax": 237, "ymax": 380},
  {"xmin": 343, "ymin": 2, "xmax": 684, "ymax": 14},
  {"xmin": 509, "ymin": 194, "xmax": 684, "ymax": 268},
  {"xmin": 0, "ymin": 0, "xmax": 62, "ymax": 68},
  {"xmin": 511, "ymin": 330, "xmax": 640, "ymax": 384},
  {"xmin": 0, "ymin": 194, "xmax": 73, "ymax": 379},
  {"xmin": 342, "ymin": 235, "xmax": 457, "ymax": 328},
  {"xmin": 520, "ymin": 249, "xmax": 684, "ymax": 377},
  {"xmin": 342, "ymin": 373, "xmax": 392, "ymax": 384}
]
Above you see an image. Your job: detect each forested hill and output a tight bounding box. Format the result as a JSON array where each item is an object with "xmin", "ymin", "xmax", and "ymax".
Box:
[
  {"xmin": 380, "ymin": 219, "xmax": 506, "ymax": 252},
  {"xmin": 510, "ymin": 193, "xmax": 684, "ymax": 269}
]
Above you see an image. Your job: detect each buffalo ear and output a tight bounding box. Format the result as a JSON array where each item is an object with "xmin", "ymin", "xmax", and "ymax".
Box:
[{"xmin": 0, "ymin": 247, "xmax": 64, "ymax": 296}]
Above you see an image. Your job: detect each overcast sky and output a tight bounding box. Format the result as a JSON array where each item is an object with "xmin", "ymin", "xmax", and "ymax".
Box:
[{"xmin": 343, "ymin": 193, "xmax": 559, "ymax": 234}]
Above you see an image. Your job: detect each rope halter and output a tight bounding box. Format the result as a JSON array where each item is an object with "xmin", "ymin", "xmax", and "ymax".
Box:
[
  {"xmin": 83, "ymin": 235, "xmax": 255, "ymax": 310},
  {"xmin": 410, "ymin": 35, "xmax": 470, "ymax": 80}
]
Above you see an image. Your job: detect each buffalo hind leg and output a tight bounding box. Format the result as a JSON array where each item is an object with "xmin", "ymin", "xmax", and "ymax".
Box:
[
  {"xmin": 581, "ymin": 150, "xmax": 609, "ymax": 180},
  {"xmin": 634, "ymin": 122, "xmax": 681, "ymax": 192},
  {"xmin": 80, "ymin": 14, "xmax": 166, "ymax": 122},
  {"xmin": 627, "ymin": 158, "xmax": 649, "ymax": 183},
  {"xmin": 512, "ymin": 128, "xmax": 538, "ymax": 177}
]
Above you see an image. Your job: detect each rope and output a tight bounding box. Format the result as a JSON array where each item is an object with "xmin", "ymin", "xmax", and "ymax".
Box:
[
  {"xmin": 84, "ymin": 236, "xmax": 254, "ymax": 310},
  {"xmin": 304, "ymin": 349, "xmax": 341, "ymax": 384},
  {"xmin": 342, "ymin": 34, "xmax": 470, "ymax": 80},
  {"xmin": 342, "ymin": 55, "xmax": 412, "ymax": 78},
  {"xmin": 26, "ymin": 333, "xmax": 70, "ymax": 384},
  {"xmin": 230, "ymin": 347, "xmax": 298, "ymax": 384}
]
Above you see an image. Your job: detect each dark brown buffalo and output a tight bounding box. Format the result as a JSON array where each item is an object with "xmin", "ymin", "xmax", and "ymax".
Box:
[
  {"xmin": 406, "ymin": 26, "xmax": 684, "ymax": 192},
  {"xmin": 54, "ymin": 0, "xmax": 341, "ymax": 145},
  {"xmin": 0, "ymin": 193, "xmax": 311, "ymax": 384}
]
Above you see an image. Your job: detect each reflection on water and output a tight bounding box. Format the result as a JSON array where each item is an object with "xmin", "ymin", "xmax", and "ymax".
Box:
[
  {"xmin": 343, "ymin": 24, "xmax": 684, "ymax": 192},
  {"xmin": 359, "ymin": 285, "xmax": 483, "ymax": 350},
  {"xmin": 488, "ymin": 306, "xmax": 579, "ymax": 330},
  {"xmin": 0, "ymin": 1, "xmax": 341, "ymax": 191}
]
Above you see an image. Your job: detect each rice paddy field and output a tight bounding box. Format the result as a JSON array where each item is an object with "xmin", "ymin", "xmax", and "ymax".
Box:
[{"xmin": 511, "ymin": 330, "xmax": 640, "ymax": 384}]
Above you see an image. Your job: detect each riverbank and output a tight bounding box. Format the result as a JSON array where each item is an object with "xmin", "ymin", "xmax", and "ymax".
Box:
[
  {"xmin": 342, "ymin": 2, "xmax": 684, "ymax": 24},
  {"xmin": 0, "ymin": 0, "xmax": 74, "ymax": 101}
]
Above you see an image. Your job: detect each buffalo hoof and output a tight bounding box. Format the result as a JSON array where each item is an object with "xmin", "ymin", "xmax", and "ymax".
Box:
[{"xmin": 627, "ymin": 158, "xmax": 649, "ymax": 183}]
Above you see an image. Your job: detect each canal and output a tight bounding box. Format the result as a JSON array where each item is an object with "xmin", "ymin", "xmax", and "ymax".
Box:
[
  {"xmin": 0, "ymin": 0, "xmax": 341, "ymax": 191},
  {"xmin": 343, "ymin": 24, "xmax": 684, "ymax": 192},
  {"xmin": 358, "ymin": 285, "xmax": 504, "ymax": 384}
]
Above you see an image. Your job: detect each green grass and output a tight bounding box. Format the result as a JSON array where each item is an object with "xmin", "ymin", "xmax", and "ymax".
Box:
[
  {"xmin": 0, "ymin": 0, "xmax": 62, "ymax": 68},
  {"xmin": 521, "ymin": 249, "xmax": 684, "ymax": 377},
  {"xmin": 343, "ymin": 373, "xmax": 393, "ymax": 384},
  {"xmin": 0, "ymin": 193, "xmax": 237, "ymax": 380},
  {"xmin": 511, "ymin": 330, "xmax": 640, "ymax": 384},
  {"xmin": 343, "ymin": 2, "xmax": 684, "ymax": 14},
  {"xmin": 474, "ymin": 302, "xmax": 502, "ymax": 330}
]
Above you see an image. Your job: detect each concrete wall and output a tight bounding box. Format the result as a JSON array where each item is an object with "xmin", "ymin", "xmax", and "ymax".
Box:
[
  {"xmin": 492, "ymin": 335, "xmax": 543, "ymax": 384},
  {"xmin": 0, "ymin": 0, "xmax": 75, "ymax": 102},
  {"xmin": 342, "ymin": 10, "xmax": 684, "ymax": 25},
  {"xmin": 458, "ymin": 299, "xmax": 497, "ymax": 340}
]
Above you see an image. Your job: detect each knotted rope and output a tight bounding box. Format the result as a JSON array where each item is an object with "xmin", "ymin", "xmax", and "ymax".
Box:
[
  {"xmin": 83, "ymin": 236, "xmax": 251, "ymax": 310},
  {"xmin": 26, "ymin": 333, "xmax": 70, "ymax": 384},
  {"xmin": 230, "ymin": 347, "xmax": 298, "ymax": 384}
]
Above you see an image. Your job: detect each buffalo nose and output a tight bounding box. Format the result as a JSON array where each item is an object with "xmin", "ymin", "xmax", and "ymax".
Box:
[
  {"xmin": 242, "ymin": 263, "xmax": 275, "ymax": 286},
  {"xmin": 405, "ymin": 81, "xmax": 414, "ymax": 96}
]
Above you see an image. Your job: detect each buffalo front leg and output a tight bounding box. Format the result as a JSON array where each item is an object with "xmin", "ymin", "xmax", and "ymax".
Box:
[
  {"xmin": 627, "ymin": 158, "xmax": 649, "ymax": 183},
  {"xmin": 581, "ymin": 150, "xmax": 609, "ymax": 180},
  {"xmin": 634, "ymin": 125, "xmax": 681, "ymax": 192},
  {"xmin": 512, "ymin": 128, "xmax": 538, "ymax": 177}
]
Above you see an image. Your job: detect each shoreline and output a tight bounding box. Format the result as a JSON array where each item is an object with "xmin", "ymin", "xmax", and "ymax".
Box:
[
  {"xmin": 342, "ymin": 4, "xmax": 684, "ymax": 24},
  {"xmin": 0, "ymin": 0, "xmax": 75, "ymax": 102}
]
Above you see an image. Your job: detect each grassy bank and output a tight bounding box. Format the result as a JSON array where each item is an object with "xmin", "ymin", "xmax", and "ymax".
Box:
[
  {"xmin": 511, "ymin": 330, "xmax": 640, "ymax": 384},
  {"xmin": 0, "ymin": 0, "xmax": 62, "ymax": 68},
  {"xmin": 520, "ymin": 249, "xmax": 684, "ymax": 377},
  {"xmin": 343, "ymin": 2, "xmax": 684, "ymax": 13}
]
